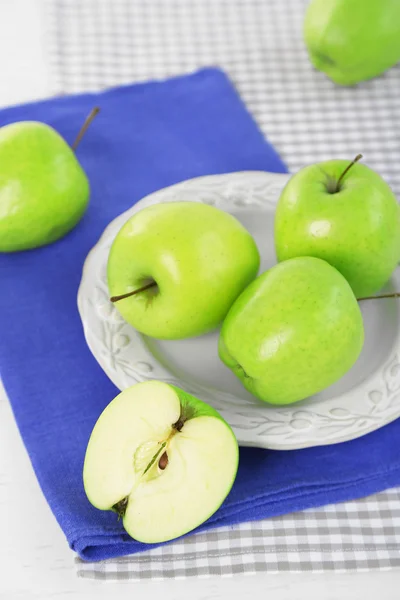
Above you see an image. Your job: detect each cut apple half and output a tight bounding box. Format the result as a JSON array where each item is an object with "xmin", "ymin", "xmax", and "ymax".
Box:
[{"xmin": 83, "ymin": 381, "xmax": 239, "ymax": 544}]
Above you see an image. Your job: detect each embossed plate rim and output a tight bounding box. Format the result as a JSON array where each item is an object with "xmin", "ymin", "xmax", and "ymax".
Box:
[{"xmin": 77, "ymin": 171, "xmax": 400, "ymax": 450}]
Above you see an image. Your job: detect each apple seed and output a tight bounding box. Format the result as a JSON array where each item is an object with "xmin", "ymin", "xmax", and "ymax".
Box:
[
  {"xmin": 143, "ymin": 441, "xmax": 167, "ymax": 475},
  {"xmin": 158, "ymin": 451, "xmax": 169, "ymax": 470}
]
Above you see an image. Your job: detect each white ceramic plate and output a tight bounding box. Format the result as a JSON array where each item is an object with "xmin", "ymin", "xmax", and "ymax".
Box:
[{"xmin": 77, "ymin": 171, "xmax": 400, "ymax": 450}]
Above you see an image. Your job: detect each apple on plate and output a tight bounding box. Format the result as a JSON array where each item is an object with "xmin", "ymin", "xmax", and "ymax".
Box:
[
  {"xmin": 275, "ymin": 155, "xmax": 400, "ymax": 298},
  {"xmin": 108, "ymin": 201, "xmax": 260, "ymax": 339},
  {"xmin": 0, "ymin": 107, "xmax": 99, "ymax": 252},
  {"xmin": 83, "ymin": 381, "xmax": 239, "ymax": 544},
  {"xmin": 219, "ymin": 256, "xmax": 364, "ymax": 405}
]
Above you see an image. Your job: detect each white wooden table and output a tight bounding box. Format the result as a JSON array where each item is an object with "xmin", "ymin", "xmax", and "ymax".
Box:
[{"xmin": 0, "ymin": 1, "xmax": 399, "ymax": 598}]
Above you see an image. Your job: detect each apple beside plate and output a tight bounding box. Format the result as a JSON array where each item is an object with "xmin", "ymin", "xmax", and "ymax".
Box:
[
  {"xmin": 83, "ymin": 380, "xmax": 238, "ymax": 543},
  {"xmin": 77, "ymin": 171, "xmax": 400, "ymax": 450}
]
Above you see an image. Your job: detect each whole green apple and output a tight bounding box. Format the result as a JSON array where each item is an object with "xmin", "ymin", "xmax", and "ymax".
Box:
[
  {"xmin": 0, "ymin": 108, "xmax": 98, "ymax": 252},
  {"xmin": 108, "ymin": 201, "xmax": 260, "ymax": 339},
  {"xmin": 275, "ymin": 156, "xmax": 400, "ymax": 298},
  {"xmin": 83, "ymin": 380, "xmax": 239, "ymax": 544},
  {"xmin": 219, "ymin": 257, "xmax": 364, "ymax": 405},
  {"xmin": 304, "ymin": 0, "xmax": 400, "ymax": 85}
]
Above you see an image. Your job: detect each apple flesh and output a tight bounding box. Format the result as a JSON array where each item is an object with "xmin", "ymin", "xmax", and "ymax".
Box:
[
  {"xmin": 275, "ymin": 159, "xmax": 400, "ymax": 298},
  {"xmin": 219, "ymin": 257, "xmax": 364, "ymax": 405},
  {"xmin": 83, "ymin": 381, "xmax": 239, "ymax": 544},
  {"xmin": 0, "ymin": 121, "xmax": 90, "ymax": 252},
  {"xmin": 107, "ymin": 201, "xmax": 260, "ymax": 339}
]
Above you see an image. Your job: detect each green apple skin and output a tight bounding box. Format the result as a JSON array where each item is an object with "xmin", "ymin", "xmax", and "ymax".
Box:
[
  {"xmin": 108, "ymin": 201, "xmax": 260, "ymax": 340},
  {"xmin": 275, "ymin": 160, "xmax": 400, "ymax": 298},
  {"xmin": 0, "ymin": 121, "xmax": 89, "ymax": 252},
  {"xmin": 219, "ymin": 257, "xmax": 364, "ymax": 406},
  {"xmin": 83, "ymin": 380, "xmax": 239, "ymax": 544},
  {"xmin": 304, "ymin": 0, "xmax": 400, "ymax": 86}
]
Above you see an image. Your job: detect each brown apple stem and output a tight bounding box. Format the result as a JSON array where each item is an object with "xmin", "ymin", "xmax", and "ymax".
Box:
[
  {"xmin": 335, "ymin": 153, "xmax": 363, "ymax": 192},
  {"xmin": 110, "ymin": 281, "xmax": 157, "ymax": 303},
  {"xmin": 71, "ymin": 106, "xmax": 100, "ymax": 151},
  {"xmin": 358, "ymin": 292, "xmax": 400, "ymax": 302}
]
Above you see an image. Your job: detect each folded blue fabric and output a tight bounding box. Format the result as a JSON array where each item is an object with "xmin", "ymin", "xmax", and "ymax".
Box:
[{"xmin": 1, "ymin": 68, "xmax": 399, "ymax": 562}]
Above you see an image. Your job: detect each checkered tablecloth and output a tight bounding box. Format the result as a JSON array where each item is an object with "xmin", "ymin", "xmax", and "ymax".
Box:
[
  {"xmin": 44, "ymin": 0, "xmax": 400, "ymax": 580},
  {"xmin": 76, "ymin": 489, "xmax": 400, "ymax": 580}
]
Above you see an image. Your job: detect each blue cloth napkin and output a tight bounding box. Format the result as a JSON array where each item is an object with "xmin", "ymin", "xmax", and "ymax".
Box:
[{"xmin": 1, "ymin": 68, "xmax": 400, "ymax": 562}]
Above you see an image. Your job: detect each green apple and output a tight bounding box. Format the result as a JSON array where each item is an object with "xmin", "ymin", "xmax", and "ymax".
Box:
[
  {"xmin": 304, "ymin": 0, "xmax": 400, "ymax": 85},
  {"xmin": 108, "ymin": 201, "xmax": 260, "ymax": 339},
  {"xmin": 275, "ymin": 156, "xmax": 400, "ymax": 298},
  {"xmin": 83, "ymin": 380, "xmax": 238, "ymax": 544},
  {"xmin": 0, "ymin": 108, "xmax": 99, "ymax": 252},
  {"xmin": 219, "ymin": 257, "xmax": 364, "ymax": 405}
]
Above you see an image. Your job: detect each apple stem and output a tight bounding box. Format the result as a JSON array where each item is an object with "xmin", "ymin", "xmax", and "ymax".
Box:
[
  {"xmin": 71, "ymin": 106, "xmax": 100, "ymax": 151},
  {"xmin": 110, "ymin": 281, "xmax": 157, "ymax": 303},
  {"xmin": 358, "ymin": 292, "xmax": 400, "ymax": 302},
  {"xmin": 335, "ymin": 153, "xmax": 363, "ymax": 192}
]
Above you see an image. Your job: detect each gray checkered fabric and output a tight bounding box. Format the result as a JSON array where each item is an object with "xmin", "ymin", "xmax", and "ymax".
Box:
[
  {"xmin": 44, "ymin": 0, "xmax": 400, "ymax": 579},
  {"xmin": 75, "ymin": 489, "xmax": 400, "ymax": 580},
  {"xmin": 46, "ymin": 0, "xmax": 400, "ymax": 194}
]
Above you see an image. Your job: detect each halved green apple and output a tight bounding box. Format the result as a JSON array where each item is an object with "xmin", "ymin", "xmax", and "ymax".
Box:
[{"xmin": 83, "ymin": 381, "xmax": 239, "ymax": 544}]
